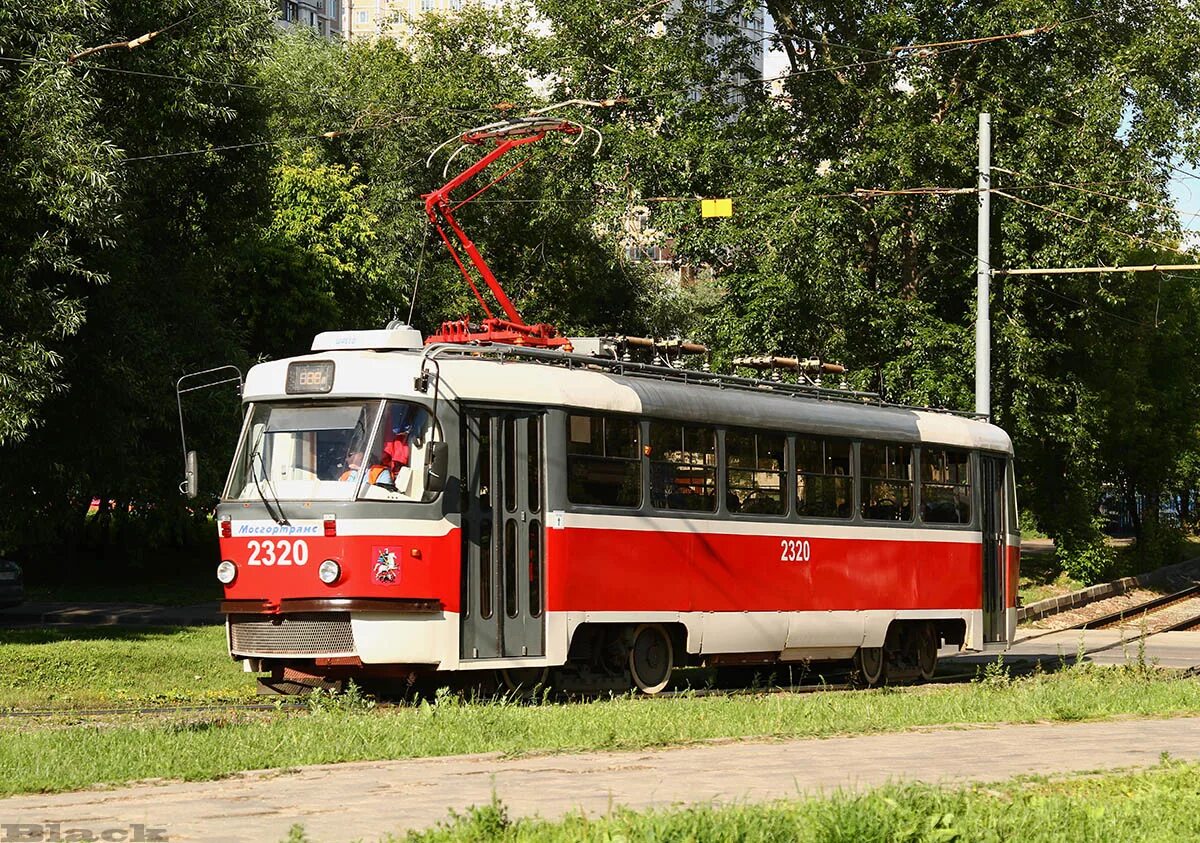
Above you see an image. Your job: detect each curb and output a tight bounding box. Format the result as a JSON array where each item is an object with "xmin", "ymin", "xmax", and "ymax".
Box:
[{"xmin": 1018, "ymin": 554, "xmax": 1200, "ymax": 623}]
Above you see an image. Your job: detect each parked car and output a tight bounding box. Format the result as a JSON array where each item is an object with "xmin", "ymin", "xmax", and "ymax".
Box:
[{"xmin": 0, "ymin": 560, "xmax": 24, "ymax": 608}]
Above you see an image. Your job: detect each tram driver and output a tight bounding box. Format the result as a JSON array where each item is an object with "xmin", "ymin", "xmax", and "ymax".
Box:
[{"xmin": 339, "ymin": 449, "xmax": 392, "ymax": 486}]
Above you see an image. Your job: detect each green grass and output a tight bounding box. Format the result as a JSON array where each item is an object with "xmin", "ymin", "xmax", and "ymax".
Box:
[
  {"xmin": 3, "ymin": 664, "xmax": 1200, "ymax": 796},
  {"xmin": 0, "ymin": 626, "xmax": 253, "ymax": 709},
  {"xmin": 383, "ymin": 760, "xmax": 1200, "ymax": 842}
]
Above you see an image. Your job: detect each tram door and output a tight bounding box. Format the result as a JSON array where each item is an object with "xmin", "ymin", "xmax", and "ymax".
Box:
[
  {"xmin": 460, "ymin": 410, "xmax": 546, "ymax": 660},
  {"xmin": 980, "ymin": 455, "xmax": 1007, "ymax": 643}
]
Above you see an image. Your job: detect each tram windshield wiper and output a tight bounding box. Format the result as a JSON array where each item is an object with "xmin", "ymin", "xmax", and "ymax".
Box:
[{"xmin": 249, "ymin": 430, "xmax": 289, "ymax": 526}]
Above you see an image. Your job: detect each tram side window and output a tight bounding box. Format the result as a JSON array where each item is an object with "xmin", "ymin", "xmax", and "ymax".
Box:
[
  {"xmin": 796, "ymin": 436, "xmax": 852, "ymax": 519},
  {"xmin": 566, "ymin": 414, "xmax": 641, "ymax": 507},
  {"xmin": 726, "ymin": 430, "xmax": 786, "ymax": 515},
  {"xmin": 860, "ymin": 442, "xmax": 913, "ymax": 521},
  {"xmin": 649, "ymin": 422, "xmax": 717, "ymax": 512},
  {"xmin": 921, "ymin": 448, "xmax": 972, "ymax": 524}
]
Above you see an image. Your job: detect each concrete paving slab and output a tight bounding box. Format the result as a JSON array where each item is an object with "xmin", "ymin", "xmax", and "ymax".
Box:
[
  {"xmin": 2, "ymin": 717, "xmax": 1199, "ymax": 842},
  {"xmin": 943, "ymin": 629, "xmax": 1200, "ymax": 670}
]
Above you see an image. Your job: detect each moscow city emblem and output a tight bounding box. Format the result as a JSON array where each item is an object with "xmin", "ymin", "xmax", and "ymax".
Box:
[{"xmin": 373, "ymin": 549, "xmax": 399, "ymax": 584}]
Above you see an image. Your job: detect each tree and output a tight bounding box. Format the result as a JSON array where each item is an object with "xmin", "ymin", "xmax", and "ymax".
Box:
[
  {"xmin": 0, "ymin": 2, "xmax": 121, "ymax": 445},
  {"xmin": 234, "ymin": 148, "xmax": 386, "ymax": 359},
  {"xmin": 0, "ymin": 0, "xmax": 276, "ymax": 560}
]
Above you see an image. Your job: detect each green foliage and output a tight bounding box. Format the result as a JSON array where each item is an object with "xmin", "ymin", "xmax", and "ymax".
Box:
[
  {"xmin": 1056, "ymin": 520, "xmax": 1116, "ymax": 584},
  {"xmin": 234, "ymin": 148, "xmax": 386, "ymax": 358},
  {"xmin": 0, "ymin": 2, "xmax": 119, "ymax": 445}
]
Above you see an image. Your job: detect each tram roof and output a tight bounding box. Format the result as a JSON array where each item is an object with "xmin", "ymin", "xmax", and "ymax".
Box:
[{"xmin": 244, "ymin": 349, "xmax": 1013, "ymax": 455}]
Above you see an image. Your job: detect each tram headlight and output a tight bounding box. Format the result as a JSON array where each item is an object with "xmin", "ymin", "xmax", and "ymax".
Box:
[
  {"xmin": 318, "ymin": 559, "xmax": 341, "ymax": 585},
  {"xmin": 216, "ymin": 560, "xmax": 237, "ymax": 585}
]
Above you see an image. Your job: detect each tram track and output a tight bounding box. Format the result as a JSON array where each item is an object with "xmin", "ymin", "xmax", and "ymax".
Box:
[
  {"xmin": 1016, "ymin": 584, "xmax": 1200, "ymax": 645},
  {"xmin": 0, "ymin": 669, "xmax": 999, "ymax": 719}
]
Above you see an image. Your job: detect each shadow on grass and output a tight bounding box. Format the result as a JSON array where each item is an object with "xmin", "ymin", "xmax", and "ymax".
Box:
[{"xmin": 0, "ymin": 625, "xmax": 214, "ymax": 646}]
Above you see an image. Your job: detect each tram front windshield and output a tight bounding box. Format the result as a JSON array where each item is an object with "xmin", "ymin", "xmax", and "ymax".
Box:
[{"xmin": 225, "ymin": 399, "xmax": 437, "ymax": 502}]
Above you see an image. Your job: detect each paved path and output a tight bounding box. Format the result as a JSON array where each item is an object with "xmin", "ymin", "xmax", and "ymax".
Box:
[
  {"xmin": 0, "ymin": 601, "xmax": 219, "ymax": 627},
  {"xmin": 3, "ymin": 717, "xmax": 1199, "ymax": 843}
]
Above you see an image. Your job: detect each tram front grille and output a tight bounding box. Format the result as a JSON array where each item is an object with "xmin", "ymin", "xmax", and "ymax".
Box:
[{"xmin": 229, "ymin": 613, "xmax": 356, "ymax": 657}]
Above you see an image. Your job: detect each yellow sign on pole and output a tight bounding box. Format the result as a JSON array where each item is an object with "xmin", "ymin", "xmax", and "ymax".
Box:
[{"xmin": 701, "ymin": 198, "xmax": 733, "ymax": 218}]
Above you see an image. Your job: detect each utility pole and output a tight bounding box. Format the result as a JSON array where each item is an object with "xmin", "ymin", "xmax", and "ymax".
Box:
[{"xmin": 976, "ymin": 112, "xmax": 991, "ymax": 418}]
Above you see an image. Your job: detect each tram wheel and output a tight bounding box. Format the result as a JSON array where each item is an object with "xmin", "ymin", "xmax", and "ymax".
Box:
[
  {"xmin": 498, "ymin": 667, "xmax": 550, "ymax": 700},
  {"xmin": 628, "ymin": 623, "xmax": 674, "ymax": 694},
  {"xmin": 855, "ymin": 646, "xmax": 888, "ymax": 687},
  {"xmin": 917, "ymin": 623, "xmax": 939, "ymax": 682}
]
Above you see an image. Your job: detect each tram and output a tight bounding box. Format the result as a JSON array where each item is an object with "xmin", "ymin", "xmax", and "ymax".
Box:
[
  {"xmin": 201, "ymin": 111, "xmax": 1018, "ymax": 694},
  {"xmin": 213, "ymin": 329, "xmax": 1018, "ymax": 693}
]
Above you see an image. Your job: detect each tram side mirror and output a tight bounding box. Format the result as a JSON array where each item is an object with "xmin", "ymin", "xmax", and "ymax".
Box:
[
  {"xmin": 425, "ymin": 442, "xmax": 449, "ymax": 494},
  {"xmin": 184, "ymin": 450, "xmax": 199, "ymax": 500}
]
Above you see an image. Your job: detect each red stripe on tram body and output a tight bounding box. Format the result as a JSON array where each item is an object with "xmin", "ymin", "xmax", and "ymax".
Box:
[
  {"xmin": 546, "ymin": 526, "xmax": 984, "ymax": 613},
  {"xmin": 221, "ymin": 524, "xmax": 998, "ymax": 617}
]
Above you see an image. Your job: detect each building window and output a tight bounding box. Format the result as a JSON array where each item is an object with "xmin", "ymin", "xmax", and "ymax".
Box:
[
  {"xmin": 283, "ymin": 1, "xmax": 299, "ymax": 21},
  {"xmin": 420, "ymin": 0, "xmax": 435, "ymax": 10},
  {"xmin": 726, "ymin": 430, "xmax": 785, "ymax": 515},
  {"xmin": 649, "ymin": 422, "xmax": 716, "ymax": 512},
  {"xmin": 566, "ymin": 414, "xmax": 641, "ymax": 507},
  {"xmin": 921, "ymin": 448, "xmax": 972, "ymax": 524},
  {"xmin": 796, "ymin": 436, "xmax": 852, "ymax": 519},
  {"xmin": 355, "ymin": 10, "xmax": 368, "ymax": 23},
  {"xmin": 860, "ymin": 443, "xmax": 913, "ymax": 521}
]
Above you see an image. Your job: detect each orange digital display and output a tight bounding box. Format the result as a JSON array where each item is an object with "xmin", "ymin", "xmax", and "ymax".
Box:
[{"xmin": 285, "ymin": 360, "xmax": 335, "ymax": 394}]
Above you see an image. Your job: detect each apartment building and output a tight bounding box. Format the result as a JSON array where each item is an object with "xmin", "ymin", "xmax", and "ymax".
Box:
[
  {"xmin": 278, "ymin": 0, "xmax": 343, "ymax": 37},
  {"xmin": 342, "ymin": 0, "xmax": 505, "ymax": 40}
]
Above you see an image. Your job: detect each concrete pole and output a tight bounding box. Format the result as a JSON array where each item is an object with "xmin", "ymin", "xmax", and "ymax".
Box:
[{"xmin": 976, "ymin": 112, "xmax": 991, "ymax": 418}]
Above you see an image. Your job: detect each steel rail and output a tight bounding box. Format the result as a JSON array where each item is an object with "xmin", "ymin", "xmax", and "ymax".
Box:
[
  {"xmin": 0, "ymin": 702, "xmax": 304, "ymax": 719},
  {"xmin": 1084, "ymin": 584, "xmax": 1200, "ymax": 630}
]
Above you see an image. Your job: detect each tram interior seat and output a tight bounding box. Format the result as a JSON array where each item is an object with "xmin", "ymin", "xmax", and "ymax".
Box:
[
  {"xmin": 864, "ymin": 501, "xmax": 901, "ymax": 521},
  {"xmin": 666, "ymin": 491, "xmax": 716, "ymax": 512},
  {"xmin": 863, "ymin": 502, "xmax": 883, "ymax": 520},
  {"xmin": 923, "ymin": 500, "xmax": 966, "ymax": 524},
  {"xmin": 741, "ymin": 494, "xmax": 783, "ymax": 515}
]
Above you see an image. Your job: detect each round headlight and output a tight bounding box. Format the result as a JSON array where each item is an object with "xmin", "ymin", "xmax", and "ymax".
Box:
[
  {"xmin": 318, "ymin": 559, "xmax": 341, "ymax": 585},
  {"xmin": 216, "ymin": 560, "xmax": 237, "ymax": 585}
]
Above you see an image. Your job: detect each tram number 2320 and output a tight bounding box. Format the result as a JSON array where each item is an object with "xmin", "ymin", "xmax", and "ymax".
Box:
[
  {"xmin": 246, "ymin": 539, "xmax": 310, "ymax": 567},
  {"xmin": 779, "ymin": 539, "xmax": 812, "ymax": 562}
]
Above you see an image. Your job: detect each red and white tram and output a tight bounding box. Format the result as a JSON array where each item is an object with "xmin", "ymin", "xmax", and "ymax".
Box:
[
  {"xmin": 214, "ymin": 327, "xmax": 1019, "ymax": 693},
  {"xmin": 209, "ymin": 111, "xmax": 1018, "ymax": 693}
]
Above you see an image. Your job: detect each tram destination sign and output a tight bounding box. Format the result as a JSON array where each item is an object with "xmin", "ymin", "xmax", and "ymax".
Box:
[{"xmin": 286, "ymin": 360, "xmax": 334, "ymax": 394}]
